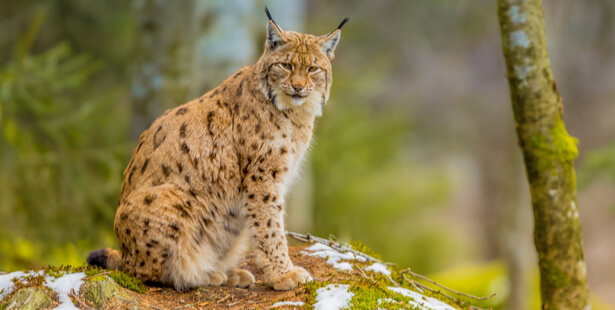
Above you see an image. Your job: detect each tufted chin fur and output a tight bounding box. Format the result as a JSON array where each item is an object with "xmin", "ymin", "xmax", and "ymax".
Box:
[{"xmin": 270, "ymin": 87, "xmax": 325, "ymax": 117}]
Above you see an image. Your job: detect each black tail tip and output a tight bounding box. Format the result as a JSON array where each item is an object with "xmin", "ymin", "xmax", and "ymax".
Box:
[
  {"xmin": 265, "ymin": 6, "xmax": 273, "ymax": 21},
  {"xmin": 86, "ymin": 249, "xmax": 108, "ymax": 268},
  {"xmin": 337, "ymin": 17, "xmax": 350, "ymax": 30}
]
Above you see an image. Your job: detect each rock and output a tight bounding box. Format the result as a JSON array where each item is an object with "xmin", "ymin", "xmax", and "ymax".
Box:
[
  {"xmin": 82, "ymin": 275, "xmax": 137, "ymax": 310},
  {"xmin": 4, "ymin": 287, "xmax": 53, "ymax": 310}
]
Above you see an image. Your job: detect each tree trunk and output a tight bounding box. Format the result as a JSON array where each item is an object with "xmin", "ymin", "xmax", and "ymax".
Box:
[
  {"xmin": 497, "ymin": 0, "xmax": 590, "ymax": 309},
  {"xmin": 190, "ymin": 0, "xmax": 257, "ymax": 96},
  {"xmin": 131, "ymin": 0, "xmax": 197, "ymax": 140}
]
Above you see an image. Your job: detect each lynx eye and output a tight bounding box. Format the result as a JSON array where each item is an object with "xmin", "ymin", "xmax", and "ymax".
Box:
[
  {"xmin": 308, "ymin": 66, "xmax": 319, "ymax": 73},
  {"xmin": 280, "ymin": 63, "xmax": 293, "ymax": 70}
]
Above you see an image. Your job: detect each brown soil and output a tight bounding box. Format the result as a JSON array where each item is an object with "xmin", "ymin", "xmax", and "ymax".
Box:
[{"xmin": 89, "ymin": 244, "xmax": 356, "ymax": 310}]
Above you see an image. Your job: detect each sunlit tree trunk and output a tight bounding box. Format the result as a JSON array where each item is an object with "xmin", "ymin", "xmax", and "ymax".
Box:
[{"xmin": 497, "ymin": 0, "xmax": 590, "ymax": 308}]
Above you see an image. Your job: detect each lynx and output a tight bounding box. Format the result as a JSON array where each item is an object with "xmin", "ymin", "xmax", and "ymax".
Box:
[{"xmin": 87, "ymin": 9, "xmax": 347, "ymax": 291}]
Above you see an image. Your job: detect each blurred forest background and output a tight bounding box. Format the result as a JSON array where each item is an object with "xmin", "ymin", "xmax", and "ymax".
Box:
[{"xmin": 1, "ymin": 1, "xmax": 614, "ymax": 309}]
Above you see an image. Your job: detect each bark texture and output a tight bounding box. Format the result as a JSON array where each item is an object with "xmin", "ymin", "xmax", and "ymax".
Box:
[
  {"xmin": 497, "ymin": 0, "xmax": 590, "ymax": 309},
  {"xmin": 131, "ymin": 0, "xmax": 197, "ymax": 139}
]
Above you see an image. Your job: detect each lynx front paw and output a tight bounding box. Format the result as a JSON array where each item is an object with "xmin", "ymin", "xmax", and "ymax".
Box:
[
  {"xmin": 271, "ymin": 266, "xmax": 312, "ymax": 291},
  {"xmin": 226, "ymin": 268, "xmax": 255, "ymax": 288}
]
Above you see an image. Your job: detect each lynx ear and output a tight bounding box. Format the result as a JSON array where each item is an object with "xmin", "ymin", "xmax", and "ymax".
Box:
[
  {"xmin": 319, "ymin": 18, "xmax": 349, "ymax": 60},
  {"xmin": 265, "ymin": 7, "xmax": 286, "ymax": 50}
]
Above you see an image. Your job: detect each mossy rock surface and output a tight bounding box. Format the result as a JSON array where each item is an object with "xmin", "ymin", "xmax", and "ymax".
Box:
[
  {"xmin": 3, "ymin": 287, "xmax": 53, "ymax": 310},
  {"xmin": 82, "ymin": 275, "xmax": 136, "ymax": 309},
  {"xmin": 1, "ymin": 243, "xmax": 474, "ymax": 309}
]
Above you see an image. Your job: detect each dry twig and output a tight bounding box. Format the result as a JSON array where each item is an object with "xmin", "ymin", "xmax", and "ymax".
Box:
[
  {"xmin": 401, "ymin": 269, "xmax": 496, "ymax": 301},
  {"xmin": 69, "ymin": 289, "xmax": 92, "ymax": 310},
  {"xmin": 401, "ymin": 271, "xmax": 492, "ymax": 310},
  {"xmin": 385, "ymin": 273, "xmax": 400, "ymax": 287},
  {"xmin": 286, "ymin": 231, "xmax": 380, "ymax": 262},
  {"xmin": 226, "ymin": 301, "xmax": 241, "ymax": 307},
  {"xmin": 355, "ymin": 265, "xmax": 378, "ymax": 286},
  {"xmin": 84, "ymin": 271, "xmax": 113, "ymax": 281}
]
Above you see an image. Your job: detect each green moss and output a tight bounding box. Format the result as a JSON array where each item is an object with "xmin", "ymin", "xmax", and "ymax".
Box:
[
  {"xmin": 348, "ymin": 281, "xmax": 413, "ymax": 310},
  {"xmin": 540, "ymin": 260, "xmax": 570, "ymax": 289},
  {"xmin": 550, "ymin": 116, "xmax": 578, "ymax": 161},
  {"xmin": 84, "ymin": 266, "xmax": 105, "ymax": 277},
  {"xmin": 83, "ymin": 266, "xmax": 147, "ymax": 293},
  {"xmin": 349, "ymin": 241, "xmax": 383, "ymax": 261},
  {"xmin": 108, "ymin": 271, "xmax": 147, "ymax": 294},
  {"xmin": 528, "ymin": 116, "xmax": 578, "ymax": 172},
  {"xmin": 302, "ymin": 280, "xmax": 330, "ymax": 309}
]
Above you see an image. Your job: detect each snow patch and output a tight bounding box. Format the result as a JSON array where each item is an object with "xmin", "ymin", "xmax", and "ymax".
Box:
[
  {"xmin": 0, "ymin": 271, "xmax": 85, "ymax": 309},
  {"xmin": 44, "ymin": 272, "xmax": 86, "ymax": 310},
  {"xmin": 272, "ymin": 300, "xmax": 305, "ymax": 307},
  {"xmin": 0, "ymin": 271, "xmax": 44, "ymax": 299},
  {"xmin": 364, "ymin": 262, "xmax": 391, "ymax": 276},
  {"xmin": 0, "ymin": 271, "xmax": 27, "ymax": 299},
  {"xmin": 302, "ymin": 244, "xmax": 356, "ymax": 271},
  {"xmin": 388, "ymin": 287, "xmax": 456, "ymax": 310},
  {"xmin": 314, "ymin": 284, "xmax": 354, "ymax": 310}
]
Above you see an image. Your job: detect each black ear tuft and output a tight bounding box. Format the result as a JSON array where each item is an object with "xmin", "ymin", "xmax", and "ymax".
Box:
[
  {"xmin": 265, "ymin": 6, "xmax": 273, "ymax": 21},
  {"xmin": 337, "ymin": 18, "xmax": 350, "ymax": 30}
]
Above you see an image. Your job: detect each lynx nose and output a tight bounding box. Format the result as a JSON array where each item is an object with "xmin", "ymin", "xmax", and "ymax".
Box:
[{"xmin": 292, "ymin": 84, "xmax": 304, "ymax": 92}]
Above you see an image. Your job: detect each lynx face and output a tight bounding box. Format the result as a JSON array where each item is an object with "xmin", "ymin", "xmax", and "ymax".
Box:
[{"xmin": 261, "ymin": 19, "xmax": 343, "ymax": 116}]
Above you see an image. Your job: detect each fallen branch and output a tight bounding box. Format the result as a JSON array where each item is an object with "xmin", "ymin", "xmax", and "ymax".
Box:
[
  {"xmin": 286, "ymin": 231, "xmax": 380, "ymax": 262},
  {"xmin": 385, "ymin": 273, "xmax": 400, "ymax": 287},
  {"xmin": 401, "ymin": 275, "xmax": 457, "ymax": 303},
  {"xmin": 400, "ymin": 269, "xmax": 496, "ymax": 301},
  {"xmin": 69, "ymin": 289, "xmax": 92, "ymax": 310},
  {"xmin": 401, "ymin": 271, "xmax": 494, "ymax": 310}
]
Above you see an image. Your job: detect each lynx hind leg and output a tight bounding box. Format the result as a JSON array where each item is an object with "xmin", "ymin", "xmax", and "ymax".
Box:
[
  {"xmin": 119, "ymin": 185, "xmax": 225, "ymax": 292},
  {"xmin": 218, "ymin": 229, "xmax": 254, "ymax": 288},
  {"xmin": 160, "ymin": 232, "xmax": 230, "ymax": 291}
]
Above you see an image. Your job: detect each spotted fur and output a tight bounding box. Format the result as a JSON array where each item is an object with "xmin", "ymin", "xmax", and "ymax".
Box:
[{"xmin": 88, "ymin": 11, "xmax": 345, "ymax": 292}]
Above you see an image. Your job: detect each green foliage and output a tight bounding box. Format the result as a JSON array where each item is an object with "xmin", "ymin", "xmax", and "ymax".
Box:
[
  {"xmin": 312, "ymin": 93, "xmax": 458, "ymax": 271},
  {"xmin": 429, "ymin": 262, "xmax": 614, "ymax": 310},
  {"xmin": 0, "ymin": 19, "xmax": 130, "ymax": 269},
  {"xmin": 424, "ymin": 262, "xmax": 508, "ymax": 309},
  {"xmin": 579, "ymin": 143, "xmax": 615, "ymax": 188}
]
